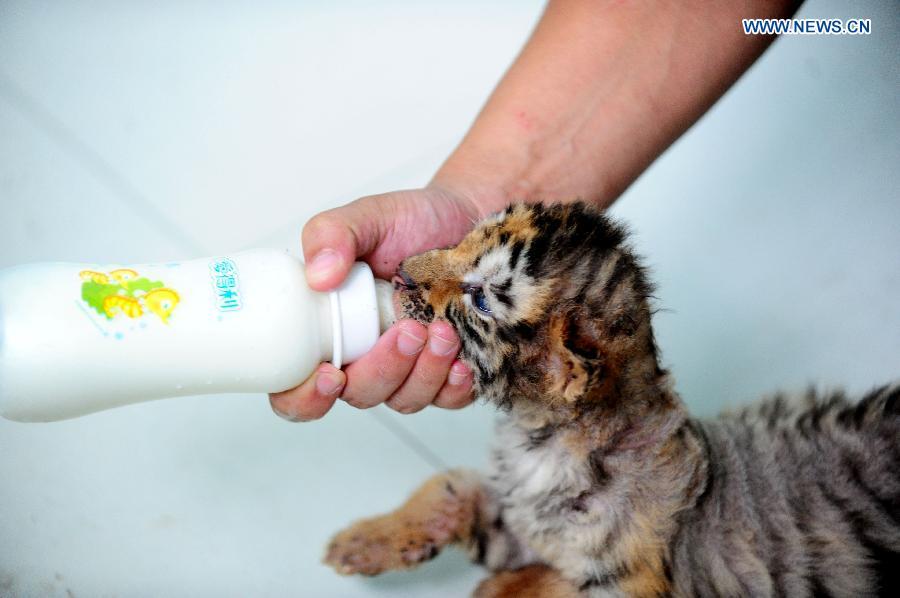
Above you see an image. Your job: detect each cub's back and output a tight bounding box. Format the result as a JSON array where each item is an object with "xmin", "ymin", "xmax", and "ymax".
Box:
[{"xmin": 672, "ymin": 385, "xmax": 900, "ymax": 597}]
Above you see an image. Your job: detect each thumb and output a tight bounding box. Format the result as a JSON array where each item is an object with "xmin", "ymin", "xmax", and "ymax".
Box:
[{"xmin": 301, "ymin": 199, "xmax": 384, "ymax": 291}]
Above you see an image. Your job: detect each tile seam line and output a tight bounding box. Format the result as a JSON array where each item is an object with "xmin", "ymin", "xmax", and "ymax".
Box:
[
  {"xmin": 0, "ymin": 70, "xmax": 444, "ymax": 472},
  {"xmin": 368, "ymin": 407, "xmax": 447, "ymax": 471}
]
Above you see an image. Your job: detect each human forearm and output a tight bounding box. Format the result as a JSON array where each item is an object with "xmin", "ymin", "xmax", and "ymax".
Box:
[{"xmin": 433, "ymin": 0, "xmax": 798, "ymax": 214}]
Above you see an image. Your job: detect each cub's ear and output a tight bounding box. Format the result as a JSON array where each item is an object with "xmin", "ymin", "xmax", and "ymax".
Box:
[{"xmin": 544, "ymin": 307, "xmax": 606, "ymax": 403}]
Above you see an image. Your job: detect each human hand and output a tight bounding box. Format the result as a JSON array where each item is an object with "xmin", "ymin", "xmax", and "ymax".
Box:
[{"xmin": 269, "ymin": 185, "xmax": 488, "ymax": 421}]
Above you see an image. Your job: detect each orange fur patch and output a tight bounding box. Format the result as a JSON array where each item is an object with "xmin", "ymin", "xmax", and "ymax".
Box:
[{"xmin": 473, "ymin": 565, "xmax": 580, "ymax": 598}]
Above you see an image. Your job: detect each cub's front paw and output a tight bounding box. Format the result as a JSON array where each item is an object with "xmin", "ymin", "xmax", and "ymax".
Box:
[
  {"xmin": 323, "ymin": 515, "xmax": 444, "ymax": 576},
  {"xmin": 324, "ymin": 471, "xmax": 478, "ymax": 576}
]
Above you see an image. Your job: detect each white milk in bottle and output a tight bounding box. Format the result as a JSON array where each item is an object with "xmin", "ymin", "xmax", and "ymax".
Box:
[{"xmin": 0, "ymin": 249, "xmax": 395, "ymax": 422}]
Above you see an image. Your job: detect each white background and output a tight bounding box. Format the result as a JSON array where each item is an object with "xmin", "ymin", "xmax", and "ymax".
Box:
[{"xmin": 1, "ymin": 1, "xmax": 898, "ymax": 596}]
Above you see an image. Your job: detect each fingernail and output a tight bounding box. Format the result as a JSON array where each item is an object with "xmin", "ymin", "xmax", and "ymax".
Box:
[
  {"xmin": 397, "ymin": 324, "xmax": 426, "ymax": 356},
  {"xmin": 307, "ymin": 249, "xmax": 342, "ymax": 284},
  {"xmin": 316, "ymin": 371, "xmax": 344, "ymax": 395},
  {"xmin": 429, "ymin": 330, "xmax": 458, "ymax": 356},
  {"xmin": 448, "ymin": 362, "xmax": 471, "ymax": 386}
]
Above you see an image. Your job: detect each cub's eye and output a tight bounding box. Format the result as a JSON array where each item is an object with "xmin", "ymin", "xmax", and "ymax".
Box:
[{"xmin": 464, "ymin": 285, "xmax": 492, "ymax": 315}]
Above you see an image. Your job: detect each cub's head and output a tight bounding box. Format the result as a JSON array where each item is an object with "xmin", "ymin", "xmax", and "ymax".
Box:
[{"xmin": 395, "ymin": 202, "xmax": 665, "ymax": 412}]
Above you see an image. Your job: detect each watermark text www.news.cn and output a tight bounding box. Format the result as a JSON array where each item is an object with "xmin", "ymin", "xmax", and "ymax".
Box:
[{"xmin": 742, "ymin": 18, "xmax": 871, "ymax": 35}]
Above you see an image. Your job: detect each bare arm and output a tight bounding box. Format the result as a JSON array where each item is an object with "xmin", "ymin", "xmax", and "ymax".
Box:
[{"xmin": 435, "ymin": 0, "xmax": 798, "ymax": 210}]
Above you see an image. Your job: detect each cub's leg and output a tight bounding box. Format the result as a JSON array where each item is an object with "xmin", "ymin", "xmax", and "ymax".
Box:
[
  {"xmin": 473, "ymin": 565, "xmax": 580, "ymax": 598},
  {"xmin": 324, "ymin": 469, "xmax": 536, "ymax": 576}
]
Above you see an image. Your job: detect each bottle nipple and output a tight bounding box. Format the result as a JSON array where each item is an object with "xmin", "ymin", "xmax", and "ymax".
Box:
[{"xmin": 374, "ymin": 279, "xmax": 397, "ymax": 332}]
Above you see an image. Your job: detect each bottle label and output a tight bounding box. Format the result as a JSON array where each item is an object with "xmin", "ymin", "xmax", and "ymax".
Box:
[
  {"xmin": 79, "ymin": 268, "xmax": 181, "ymax": 326},
  {"xmin": 208, "ymin": 258, "xmax": 242, "ymax": 312}
]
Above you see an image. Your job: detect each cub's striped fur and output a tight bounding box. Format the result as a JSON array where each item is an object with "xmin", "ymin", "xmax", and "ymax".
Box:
[{"xmin": 325, "ymin": 203, "xmax": 899, "ymax": 597}]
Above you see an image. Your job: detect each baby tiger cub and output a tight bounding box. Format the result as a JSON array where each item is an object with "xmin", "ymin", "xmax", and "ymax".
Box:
[{"xmin": 324, "ymin": 202, "xmax": 899, "ymax": 597}]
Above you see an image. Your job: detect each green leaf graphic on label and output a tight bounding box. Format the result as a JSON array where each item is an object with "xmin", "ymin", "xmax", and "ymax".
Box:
[
  {"xmin": 82, "ymin": 281, "xmax": 120, "ymax": 317},
  {"xmin": 79, "ymin": 270, "xmax": 179, "ymax": 323},
  {"xmin": 123, "ymin": 277, "xmax": 164, "ymax": 295}
]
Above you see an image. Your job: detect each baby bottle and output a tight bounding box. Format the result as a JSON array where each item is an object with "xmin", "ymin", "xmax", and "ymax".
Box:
[{"xmin": 0, "ymin": 249, "xmax": 396, "ymax": 422}]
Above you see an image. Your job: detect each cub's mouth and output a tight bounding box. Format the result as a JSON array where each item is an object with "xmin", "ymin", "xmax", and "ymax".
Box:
[{"xmin": 392, "ymin": 270, "xmax": 434, "ymax": 326}]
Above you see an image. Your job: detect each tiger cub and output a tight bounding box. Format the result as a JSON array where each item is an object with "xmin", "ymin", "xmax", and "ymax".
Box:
[{"xmin": 324, "ymin": 202, "xmax": 899, "ymax": 597}]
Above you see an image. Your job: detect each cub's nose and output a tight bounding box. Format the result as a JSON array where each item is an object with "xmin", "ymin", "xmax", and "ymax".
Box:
[{"xmin": 392, "ymin": 269, "xmax": 418, "ymax": 291}]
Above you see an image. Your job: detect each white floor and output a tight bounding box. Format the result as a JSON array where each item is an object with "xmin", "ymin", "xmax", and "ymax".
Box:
[{"xmin": 1, "ymin": 1, "xmax": 898, "ymax": 596}]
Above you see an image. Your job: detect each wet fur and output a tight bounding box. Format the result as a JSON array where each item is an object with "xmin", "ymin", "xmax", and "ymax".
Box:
[{"xmin": 325, "ymin": 203, "xmax": 900, "ymax": 597}]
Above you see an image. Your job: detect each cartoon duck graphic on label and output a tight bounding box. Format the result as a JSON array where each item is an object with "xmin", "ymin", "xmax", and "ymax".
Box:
[
  {"xmin": 102, "ymin": 294, "xmax": 144, "ymax": 319},
  {"xmin": 81, "ymin": 269, "xmax": 180, "ymax": 324},
  {"xmin": 79, "ymin": 270, "xmax": 110, "ymax": 284},
  {"xmin": 110, "ymin": 269, "xmax": 139, "ymax": 284},
  {"xmin": 143, "ymin": 288, "xmax": 179, "ymax": 323}
]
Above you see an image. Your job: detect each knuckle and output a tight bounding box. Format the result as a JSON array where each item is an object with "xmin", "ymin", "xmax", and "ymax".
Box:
[
  {"xmin": 303, "ymin": 210, "xmax": 341, "ymax": 236},
  {"xmin": 296, "ymin": 410, "xmax": 324, "ymax": 422},
  {"xmin": 375, "ymin": 361, "xmax": 408, "ymax": 386},
  {"xmin": 413, "ymin": 365, "xmax": 446, "ymax": 387},
  {"xmin": 388, "ymin": 399, "xmax": 424, "ymax": 415},
  {"xmin": 343, "ymin": 395, "xmax": 376, "ymax": 410},
  {"xmin": 439, "ymin": 390, "xmax": 474, "ymax": 410},
  {"xmin": 269, "ymin": 399, "xmax": 298, "ymax": 419}
]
